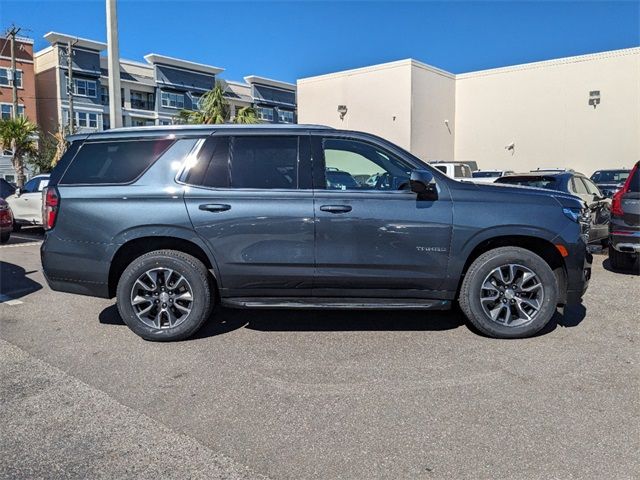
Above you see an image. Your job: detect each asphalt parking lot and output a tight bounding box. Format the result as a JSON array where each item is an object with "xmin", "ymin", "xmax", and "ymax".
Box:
[{"xmin": 1, "ymin": 228, "xmax": 638, "ymax": 479}]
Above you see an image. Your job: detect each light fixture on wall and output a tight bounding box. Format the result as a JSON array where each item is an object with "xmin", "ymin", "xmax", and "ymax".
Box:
[
  {"xmin": 444, "ymin": 119, "xmax": 451, "ymax": 134},
  {"xmin": 589, "ymin": 90, "xmax": 601, "ymax": 109},
  {"xmin": 505, "ymin": 142, "xmax": 515, "ymax": 155},
  {"xmin": 337, "ymin": 105, "xmax": 348, "ymax": 120}
]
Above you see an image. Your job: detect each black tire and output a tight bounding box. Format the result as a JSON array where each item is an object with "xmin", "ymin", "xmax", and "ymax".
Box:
[
  {"xmin": 459, "ymin": 247, "xmax": 558, "ymax": 339},
  {"xmin": 12, "ymin": 222, "xmax": 21, "ymax": 232},
  {"xmin": 0, "ymin": 231, "xmax": 9, "ymax": 244},
  {"xmin": 116, "ymin": 249, "xmax": 213, "ymax": 341},
  {"xmin": 609, "ymin": 246, "xmax": 637, "ymax": 271}
]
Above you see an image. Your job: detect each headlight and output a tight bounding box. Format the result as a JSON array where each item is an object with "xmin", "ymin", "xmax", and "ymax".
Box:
[{"xmin": 563, "ymin": 206, "xmax": 590, "ymax": 240}]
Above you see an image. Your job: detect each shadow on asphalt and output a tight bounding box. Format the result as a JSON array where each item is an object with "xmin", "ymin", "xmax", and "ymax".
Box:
[
  {"xmin": 98, "ymin": 301, "xmax": 588, "ymax": 340},
  {"xmin": 0, "ymin": 261, "xmax": 43, "ymax": 299},
  {"xmin": 602, "ymin": 258, "xmax": 640, "ymax": 276}
]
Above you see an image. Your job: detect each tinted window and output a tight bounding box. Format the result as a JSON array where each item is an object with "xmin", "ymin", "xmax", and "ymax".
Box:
[
  {"xmin": 628, "ymin": 166, "xmax": 640, "ymax": 193},
  {"xmin": 184, "ymin": 136, "xmax": 300, "ymax": 190},
  {"xmin": 433, "ymin": 165, "xmax": 447, "ymax": 174},
  {"xmin": 495, "ymin": 176, "xmax": 559, "ymax": 190},
  {"xmin": 590, "ymin": 170, "xmax": 630, "ymax": 184},
  {"xmin": 472, "ymin": 171, "xmax": 500, "ymax": 178},
  {"xmin": 322, "ymin": 138, "xmax": 412, "ymax": 190},
  {"xmin": 61, "ymin": 139, "xmax": 174, "ymax": 185},
  {"xmin": 231, "ymin": 136, "xmax": 298, "ymax": 189},
  {"xmin": 571, "ymin": 177, "xmax": 589, "ymax": 194},
  {"xmin": 22, "ymin": 177, "xmax": 39, "ymax": 193}
]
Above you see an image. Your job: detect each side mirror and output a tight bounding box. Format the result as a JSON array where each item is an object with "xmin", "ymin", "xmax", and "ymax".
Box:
[
  {"xmin": 14, "ymin": 188, "xmax": 21, "ymax": 197},
  {"xmin": 410, "ymin": 169, "xmax": 438, "ymax": 200}
]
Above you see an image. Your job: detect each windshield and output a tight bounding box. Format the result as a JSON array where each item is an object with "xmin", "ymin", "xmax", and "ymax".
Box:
[
  {"xmin": 472, "ymin": 171, "xmax": 500, "ymax": 178},
  {"xmin": 495, "ymin": 176, "xmax": 559, "ymax": 190},
  {"xmin": 590, "ymin": 170, "xmax": 630, "ymax": 184}
]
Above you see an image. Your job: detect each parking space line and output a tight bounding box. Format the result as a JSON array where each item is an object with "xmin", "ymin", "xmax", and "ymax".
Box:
[
  {"xmin": 0, "ymin": 294, "xmax": 24, "ymax": 305},
  {"xmin": 0, "ymin": 241, "xmax": 43, "ymax": 249}
]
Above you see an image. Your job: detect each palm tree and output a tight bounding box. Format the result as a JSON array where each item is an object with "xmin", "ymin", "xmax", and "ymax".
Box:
[
  {"xmin": 0, "ymin": 117, "xmax": 38, "ymax": 188},
  {"xmin": 234, "ymin": 106, "xmax": 259, "ymax": 124},
  {"xmin": 179, "ymin": 81, "xmax": 259, "ymax": 125}
]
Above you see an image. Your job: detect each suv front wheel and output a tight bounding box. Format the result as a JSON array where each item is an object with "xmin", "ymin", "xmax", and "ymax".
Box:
[
  {"xmin": 459, "ymin": 247, "xmax": 558, "ymax": 338},
  {"xmin": 116, "ymin": 249, "xmax": 213, "ymax": 341}
]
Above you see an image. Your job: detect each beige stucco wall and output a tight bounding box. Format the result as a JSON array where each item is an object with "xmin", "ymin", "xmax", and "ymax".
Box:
[
  {"xmin": 298, "ymin": 48, "xmax": 640, "ymax": 174},
  {"xmin": 410, "ymin": 63, "xmax": 456, "ymax": 161},
  {"xmin": 454, "ymin": 48, "xmax": 640, "ymax": 174},
  {"xmin": 297, "ymin": 60, "xmax": 412, "ymax": 150}
]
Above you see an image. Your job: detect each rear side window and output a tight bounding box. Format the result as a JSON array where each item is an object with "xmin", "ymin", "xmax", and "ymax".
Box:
[
  {"xmin": 60, "ymin": 139, "xmax": 174, "ymax": 185},
  {"xmin": 184, "ymin": 135, "xmax": 300, "ymax": 190},
  {"xmin": 570, "ymin": 177, "xmax": 589, "ymax": 195},
  {"xmin": 496, "ymin": 176, "xmax": 558, "ymax": 190}
]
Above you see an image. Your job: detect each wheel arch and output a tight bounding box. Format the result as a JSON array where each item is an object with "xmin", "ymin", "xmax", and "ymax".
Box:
[
  {"xmin": 455, "ymin": 234, "xmax": 568, "ymax": 305},
  {"xmin": 108, "ymin": 235, "xmax": 218, "ymax": 298}
]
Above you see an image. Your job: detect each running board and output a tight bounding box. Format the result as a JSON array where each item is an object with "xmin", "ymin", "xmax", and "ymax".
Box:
[{"xmin": 221, "ymin": 297, "xmax": 452, "ymax": 310}]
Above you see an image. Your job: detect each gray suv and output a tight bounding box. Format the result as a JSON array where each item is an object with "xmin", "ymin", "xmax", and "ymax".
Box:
[{"xmin": 41, "ymin": 125, "xmax": 591, "ymax": 341}]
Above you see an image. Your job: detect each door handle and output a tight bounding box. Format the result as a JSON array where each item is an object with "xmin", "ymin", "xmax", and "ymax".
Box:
[
  {"xmin": 199, "ymin": 203, "xmax": 231, "ymax": 212},
  {"xmin": 320, "ymin": 205, "xmax": 352, "ymax": 213}
]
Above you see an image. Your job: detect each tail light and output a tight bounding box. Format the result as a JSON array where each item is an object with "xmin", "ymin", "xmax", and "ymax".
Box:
[
  {"xmin": 611, "ymin": 163, "xmax": 637, "ymax": 217},
  {"xmin": 43, "ymin": 187, "xmax": 60, "ymax": 230}
]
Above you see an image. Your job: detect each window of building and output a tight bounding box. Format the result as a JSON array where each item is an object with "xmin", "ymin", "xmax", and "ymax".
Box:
[
  {"xmin": 161, "ymin": 91, "xmax": 185, "ymax": 109},
  {"xmin": 184, "ymin": 136, "xmax": 299, "ymax": 190},
  {"xmin": 159, "ymin": 119, "xmax": 172, "ymax": 125},
  {"xmin": 73, "ymin": 78, "xmax": 97, "ymax": 97},
  {"xmin": 257, "ymin": 106, "xmax": 274, "ymax": 122},
  {"xmin": 321, "ymin": 138, "xmax": 412, "ymax": 191},
  {"xmin": 131, "ymin": 117, "xmax": 155, "ymax": 127},
  {"xmin": 278, "ymin": 110, "xmax": 294, "ymax": 123},
  {"xmin": 131, "ymin": 91, "xmax": 155, "ymax": 110},
  {"xmin": 100, "ymin": 86, "xmax": 109, "ymax": 106},
  {"xmin": 64, "ymin": 110, "xmax": 99, "ymax": 129},
  {"xmin": 190, "ymin": 94, "xmax": 201, "ymax": 111},
  {"xmin": 0, "ymin": 68, "xmax": 22, "ymax": 88},
  {"xmin": 0, "ymin": 104, "xmax": 25, "ymax": 120},
  {"xmin": 60, "ymin": 138, "xmax": 175, "ymax": 185}
]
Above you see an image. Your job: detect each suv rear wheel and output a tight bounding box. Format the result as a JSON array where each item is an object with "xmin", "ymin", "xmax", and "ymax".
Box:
[
  {"xmin": 116, "ymin": 249, "xmax": 213, "ymax": 341},
  {"xmin": 459, "ymin": 247, "xmax": 558, "ymax": 338}
]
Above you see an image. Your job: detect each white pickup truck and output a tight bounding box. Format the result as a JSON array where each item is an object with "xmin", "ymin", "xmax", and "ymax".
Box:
[{"xmin": 429, "ymin": 162, "xmax": 474, "ymax": 181}]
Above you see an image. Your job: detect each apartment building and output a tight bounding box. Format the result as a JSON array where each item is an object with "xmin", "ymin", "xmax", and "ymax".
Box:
[
  {"xmin": 298, "ymin": 47, "xmax": 640, "ymax": 174},
  {"xmin": 0, "ymin": 34, "xmax": 38, "ymax": 183},
  {"xmin": 35, "ymin": 32, "xmax": 297, "ymax": 136}
]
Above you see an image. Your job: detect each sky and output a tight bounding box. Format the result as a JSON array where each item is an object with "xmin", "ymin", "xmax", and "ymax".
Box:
[{"xmin": 1, "ymin": 0, "xmax": 639, "ymax": 83}]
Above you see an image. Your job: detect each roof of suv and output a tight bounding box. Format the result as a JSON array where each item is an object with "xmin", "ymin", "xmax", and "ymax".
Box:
[{"xmin": 68, "ymin": 124, "xmax": 334, "ymax": 142}]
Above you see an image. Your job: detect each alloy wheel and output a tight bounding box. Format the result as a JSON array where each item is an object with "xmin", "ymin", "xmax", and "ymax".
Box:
[
  {"xmin": 130, "ymin": 267, "xmax": 193, "ymax": 329},
  {"xmin": 479, "ymin": 263, "xmax": 545, "ymax": 327}
]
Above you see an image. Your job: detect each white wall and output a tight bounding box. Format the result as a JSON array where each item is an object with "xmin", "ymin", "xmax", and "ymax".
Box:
[
  {"xmin": 298, "ymin": 60, "xmax": 413, "ymax": 150},
  {"xmin": 454, "ymin": 48, "xmax": 640, "ymax": 174},
  {"xmin": 410, "ymin": 62, "xmax": 456, "ymax": 161}
]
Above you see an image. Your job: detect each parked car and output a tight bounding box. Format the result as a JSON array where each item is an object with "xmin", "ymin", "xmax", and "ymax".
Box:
[
  {"xmin": 471, "ymin": 169, "xmax": 515, "ymax": 183},
  {"xmin": 5, "ymin": 174, "xmax": 50, "ymax": 230},
  {"xmin": 0, "ymin": 198, "xmax": 13, "ymax": 243},
  {"xmin": 0, "ymin": 178, "xmax": 16, "ymax": 199},
  {"xmin": 495, "ymin": 172, "xmax": 610, "ymax": 245},
  {"xmin": 429, "ymin": 161, "xmax": 473, "ymax": 180},
  {"xmin": 608, "ymin": 161, "xmax": 639, "ymax": 270},
  {"xmin": 41, "ymin": 125, "xmax": 591, "ymax": 341},
  {"xmin": 590, "ymin": 168, "xmax": 631, "ymax": 198}
]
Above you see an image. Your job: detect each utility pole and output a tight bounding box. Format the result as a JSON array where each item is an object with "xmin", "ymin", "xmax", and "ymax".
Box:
[
  {"xmin": 6, "ymin": 26, "xmax": 21, "ymax": 119},
  {"xmin": 106, "ymin": 0, "xmax": 123, "ymax": 128},
  {"xmin": 66, "ymin": 40, "xmax": 76, "ymax": 133}
]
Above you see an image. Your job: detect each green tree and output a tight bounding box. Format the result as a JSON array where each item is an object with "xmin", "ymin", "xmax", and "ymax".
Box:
[
  {"xmin": 0, "ymin": 117, "xmax": 38, "ymax": 188},
  {"xmin": 25, "ymin": 128, "xmax": 68, "ymax": 174},
  {"xmin": 178, "ymin": 81, "xmax": 259, "ymax": 125}
]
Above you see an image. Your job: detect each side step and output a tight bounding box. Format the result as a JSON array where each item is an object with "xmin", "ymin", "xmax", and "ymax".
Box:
[{"xmin": 221, "ymin": 297, "xmax": 452, "ymax": 310}]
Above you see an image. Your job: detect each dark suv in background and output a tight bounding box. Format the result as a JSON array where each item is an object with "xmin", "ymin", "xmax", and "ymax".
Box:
[{"xmin": 41, "ymin": 125, "xmax": 591, "ymax": 341}]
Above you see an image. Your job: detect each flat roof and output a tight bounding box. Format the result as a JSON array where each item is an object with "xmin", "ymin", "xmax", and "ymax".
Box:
[
  {"xmin": 144, "ymin": 53, "xmax": 224, "ymax": 75},
  {"xmin": 244, "ymin": 75, "xmax": 296, "ymax": 90},
  {"xmin": 43, "ymin": 31, "xmax": 107, "ymax": 51}
]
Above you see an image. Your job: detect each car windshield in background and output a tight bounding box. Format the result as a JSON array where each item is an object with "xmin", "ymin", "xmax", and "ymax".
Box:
[
  {"xmin": 472, "ymin": 171, "xmax": 500, "ymax": 178},
  {"xmin": 495, "ymin": 176, "xmax": 559, "ymax": 190},
  {"xmin": 590, "ymin": 170, "xmax": 630, "ymax": 184}
]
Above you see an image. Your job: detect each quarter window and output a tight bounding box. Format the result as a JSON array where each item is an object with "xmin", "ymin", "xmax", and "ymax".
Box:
[
  {"xmin": 61, "ymin": 139, "xmax": 175, "ymax": 185},
  {"xmin": 321, "ymin": 138, "xmax": 412, "ymax": 191}
]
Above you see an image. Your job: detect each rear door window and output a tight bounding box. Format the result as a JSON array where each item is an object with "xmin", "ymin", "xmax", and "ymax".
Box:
[
  {"xmin": 183, "ymin": 135, "xmax": 302, "ymax": 190},
  {"xmin": 60, "ymin": 138, "xmax": 174, "ymax": 185}
]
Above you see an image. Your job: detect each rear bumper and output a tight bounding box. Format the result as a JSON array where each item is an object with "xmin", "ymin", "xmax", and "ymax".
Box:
[
  {"xmin": 40, "ymin": 232, "xmax": 112, "ymax": 298},
  {"xmin": 609, "ymin": 218, "xmax": 640, "ymax": 254}
]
